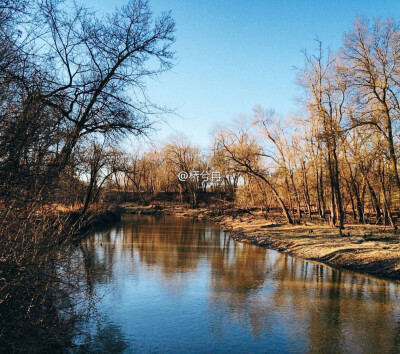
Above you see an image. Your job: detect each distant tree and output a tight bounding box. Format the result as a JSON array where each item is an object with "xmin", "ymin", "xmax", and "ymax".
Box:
[{"xmin": 164, "ymin": 136, "xmax": 206, "ymax": 208}]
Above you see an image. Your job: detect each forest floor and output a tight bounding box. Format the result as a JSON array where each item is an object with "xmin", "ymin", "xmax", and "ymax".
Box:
[{"xmin": 122, "ymin": 203, "xmax": 400, "ymax": 280}]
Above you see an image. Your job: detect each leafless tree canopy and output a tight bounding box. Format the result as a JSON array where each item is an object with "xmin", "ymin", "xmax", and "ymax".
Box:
[{"xmin": 0, "ymin": 0, "xmax": 175, "ymax": 203}]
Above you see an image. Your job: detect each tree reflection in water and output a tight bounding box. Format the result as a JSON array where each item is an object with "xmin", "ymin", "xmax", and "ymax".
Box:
[
  {"xmin": 76, "ymin": 322, "xmax": 128, "ymax": 353},
  {"xmin": 75, "ymin": 214, "xmax": 400, "ymax": 353}
]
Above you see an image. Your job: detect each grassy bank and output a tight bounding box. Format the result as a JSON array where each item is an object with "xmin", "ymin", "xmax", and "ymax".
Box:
[{"xmin": 122, "ymin": 203, "xmax": 400, "ymax": 280}]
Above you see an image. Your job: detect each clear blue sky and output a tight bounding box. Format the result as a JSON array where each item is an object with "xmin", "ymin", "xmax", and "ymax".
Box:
[{"xmin": 93, "ymin": 0, "xmax": 400, "ymax": 148}]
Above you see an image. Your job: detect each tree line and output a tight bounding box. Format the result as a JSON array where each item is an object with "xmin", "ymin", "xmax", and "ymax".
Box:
[{"xmin": 93, "ymin": 19, "xmax": 400, "ymax": 233}]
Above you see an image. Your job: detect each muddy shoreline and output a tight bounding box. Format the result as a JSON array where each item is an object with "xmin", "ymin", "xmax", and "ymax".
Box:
[{"xmin": 121, "ymin": 204, "xmax": 400, "ymax": 281}]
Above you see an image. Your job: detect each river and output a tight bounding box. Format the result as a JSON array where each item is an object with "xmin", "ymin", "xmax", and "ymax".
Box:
[{"xmin": 73, "ymin": 214, "xmax": 400, "ymax": 353}]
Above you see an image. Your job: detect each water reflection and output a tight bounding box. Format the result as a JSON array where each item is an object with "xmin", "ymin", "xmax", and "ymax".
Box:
[
  {"xmin": 77, "ymin": 322, "xmax": 128, "ymax": 353},
  {"xmin": 76, "ymin": 214, "xmax": 400, "ymax": 353}
]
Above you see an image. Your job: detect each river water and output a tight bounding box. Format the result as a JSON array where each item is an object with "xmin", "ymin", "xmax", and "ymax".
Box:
[{"xmin": 74, "ymin": 214, "xmax": 400, "ymax": 353}]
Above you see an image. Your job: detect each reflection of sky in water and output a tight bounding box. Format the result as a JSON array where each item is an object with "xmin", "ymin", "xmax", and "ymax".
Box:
[{"xmin": 75, "ymin": 214, "xmax": 400, "ymax": 353}]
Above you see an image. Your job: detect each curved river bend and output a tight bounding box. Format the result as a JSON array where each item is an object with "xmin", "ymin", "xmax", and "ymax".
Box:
[{"xmin": 74, "ymin": 214, "xmax": 400, "ymax": 353}]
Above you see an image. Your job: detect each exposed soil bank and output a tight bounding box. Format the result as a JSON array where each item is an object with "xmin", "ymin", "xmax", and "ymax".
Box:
[{"xmin": 122, "ymin": 204, "xmax": 400, "ymax": 280}]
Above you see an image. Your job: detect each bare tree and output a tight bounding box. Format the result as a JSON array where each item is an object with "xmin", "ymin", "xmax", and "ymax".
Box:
[
  {"xmin": 298, "ymin": 41, "xmax": 345, "ymax": 232},
  {"xmin": 343, "ymin": 19, "xmax": 400, "ymax": 192},
  {"xmin": 215, "ymin": 120, "xmax": 294, "ymax": 224}
]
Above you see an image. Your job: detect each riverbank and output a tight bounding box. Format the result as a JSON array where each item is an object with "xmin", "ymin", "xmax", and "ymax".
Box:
[
  {"xmin": 66, "ymin": 206, "xmax": 122, "ymax": 235},
  {"xmin": 122, "ymin": 204, "xmax": 400, "ymax": 280}
]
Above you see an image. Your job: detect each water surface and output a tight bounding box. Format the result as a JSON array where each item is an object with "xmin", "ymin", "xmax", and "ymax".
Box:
[{"xmin": 75, "ymin": 214, "xmax": 400, "ymax": 353}]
